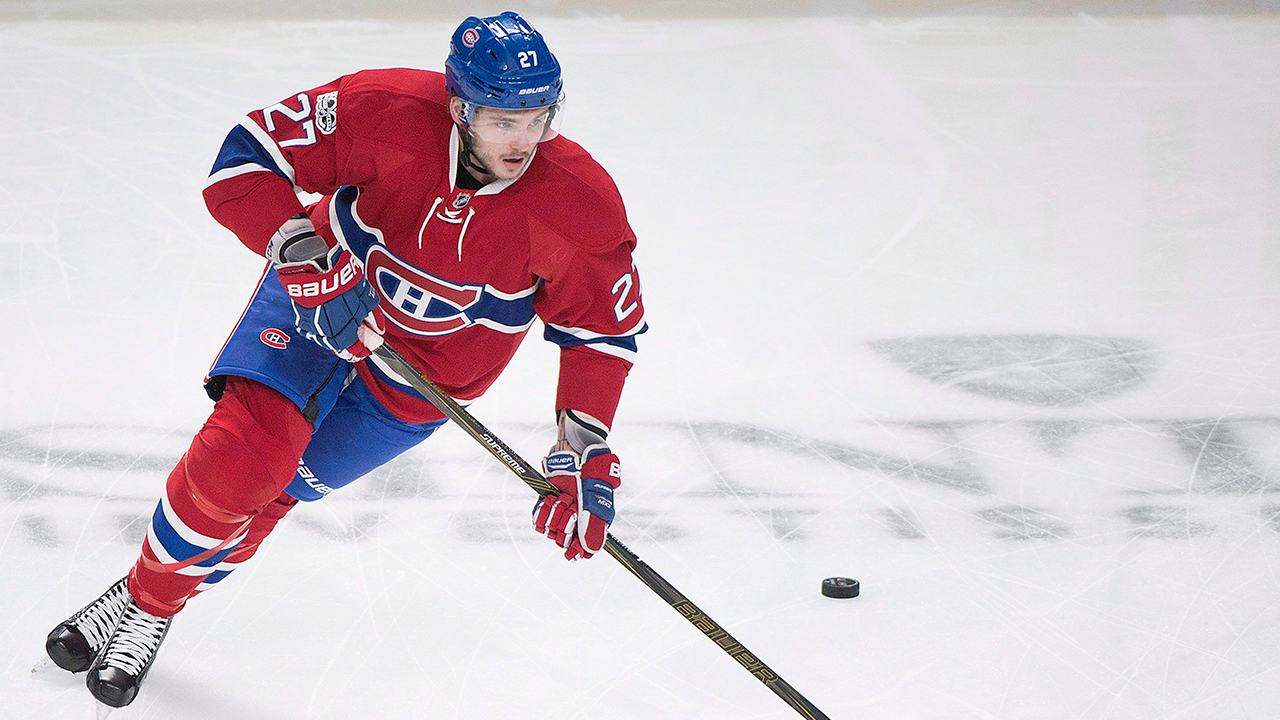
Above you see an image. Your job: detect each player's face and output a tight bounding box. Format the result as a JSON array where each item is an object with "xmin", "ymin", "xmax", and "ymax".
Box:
[
  {"xmin": 467, "ymin": 106, "xmax": 552, "ymax": 180},
  {"xmin": 470, "ymin": 105, "xmax": 557, "ymax": 147},
  {"xmin": 451, "ymin": 98, "xmax": 554, "ymax": 182}
]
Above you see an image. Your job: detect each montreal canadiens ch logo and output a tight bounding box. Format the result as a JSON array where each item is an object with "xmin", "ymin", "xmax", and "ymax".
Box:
[
  {"xmin": 260, "ymin": 328, "xmax": 290, "ymax": 349},
  {"xmin": 365, "ymin": 246, "xmax": 483, "ymax": 336},
  {"xmin": 461, "ymin": 28, "xmax": 480, "ymax": 48}
]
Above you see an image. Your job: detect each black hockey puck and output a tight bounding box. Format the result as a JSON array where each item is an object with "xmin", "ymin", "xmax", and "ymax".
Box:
[{"xmin": 822, "ymin": 577, "xmax": 859, "ymax": 598}]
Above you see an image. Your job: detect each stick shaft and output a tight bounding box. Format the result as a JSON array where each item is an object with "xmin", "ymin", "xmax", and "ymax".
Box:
[{"xmin": 372, "ymin": 343, "xmax": 829, "ymax": 720}]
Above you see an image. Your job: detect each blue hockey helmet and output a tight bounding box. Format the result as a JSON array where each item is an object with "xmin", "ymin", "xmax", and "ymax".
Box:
[{"xmin": 445, "ymin": 12, "xmax": 563, "ymax": 113}]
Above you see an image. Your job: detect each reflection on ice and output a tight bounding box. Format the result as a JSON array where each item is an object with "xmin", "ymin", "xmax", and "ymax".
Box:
[{"xmin": 870, "ymin": 334, "xmax": 1157, "ymax": 407}]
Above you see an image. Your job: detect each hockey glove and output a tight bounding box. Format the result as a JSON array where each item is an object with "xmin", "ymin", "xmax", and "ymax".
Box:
[
  {"xmin": 270, "ymin": 214, "xmax": 384, "ymax": 361},
  {"xmin": 533, "ymin": 444, "xmax": 621, "ymax": 561}
]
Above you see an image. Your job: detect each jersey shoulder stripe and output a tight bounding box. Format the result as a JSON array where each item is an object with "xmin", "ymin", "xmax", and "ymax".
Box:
[{"xmin": 207, "ymin": 119, "xmax": 297, "ymax": 186}]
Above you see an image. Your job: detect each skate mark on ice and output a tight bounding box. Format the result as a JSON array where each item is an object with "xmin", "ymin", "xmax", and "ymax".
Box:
[
  {"xmin": 1025, "ymin": 419, "xmax": 1096, "ymax": 458},
  {"xmin": 880, "ymin": 507, "xmax": 926, "ymax": 539},
  {"xmin": 113, "ymin": 513, "xmax": 148, "ymax": 545},
  {"xmin": 0, "ymin": 426, "xmax": 179, "ymax": 473},
  {"xmin": 451, "ymin": 511, "xmax": 538, "ymax": 544},
  {"xmin": 728, "ymin": 507, "xmax": 820, "ymax": 541},
  {"xmin": 1121, "ymin": 505, "xmax": 1213, "ymax": 538},
  {"xmin": 5, "ymin": 418, "xmax": 1280, "ymax": 552},
  {"xmin": 358, "ymin": 458, "xmax": 441, "ymax": 500},
  {"xmin": 1164, "ymin": 421, "xmax": 1277, "ymax": 494},
  {"xmin": 869, "ymin": 334, "xmax": 1158, "ymax": 407},
  {"xmin": 616, "ymin": 507, "xmax": 688, "ymax": 542},
  {"xmin": 1, "ymin": 466, "xmax": 58, "ymax": 502},
  {"xmin": 976, "ymin": 505, "xmax": 1072, "ymax": 541},
  {"xmin": 678, "ymin": 475, "xmax": 811, "ymax": 499},
  {"xmin": 290, "ymin": 512, "xmax": 383, "ymax": 542},
  {"xmin": 688, "ymin": 420, "xmax": 989, "ymax": 494},
  {"xmin": 19, "ymin": 513, "xmax": 61, "ymax": 548}
]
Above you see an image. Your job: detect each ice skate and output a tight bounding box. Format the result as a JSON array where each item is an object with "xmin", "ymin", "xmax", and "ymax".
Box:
[
  {"xmin": 45, "ymin": 577, "xmax": 131, "ymax": 673},
  {"xmin": 85, "ymin": 599, "xmax": 172, "ymax": 708}
]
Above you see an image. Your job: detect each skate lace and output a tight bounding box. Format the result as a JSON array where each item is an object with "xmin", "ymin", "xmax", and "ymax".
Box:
[
  {"xmin": 102, "ymin": 605, "xmax": 169, "ymax": 676},
  {"xmin": 73, "ymin": 579, "xmax": 131, "ymax": 648}
]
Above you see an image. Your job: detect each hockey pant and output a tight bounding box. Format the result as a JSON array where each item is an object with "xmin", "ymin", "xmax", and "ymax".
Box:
[{"xmin": 128, "ymin": 374, "xmax": 445, "ymax": 617}]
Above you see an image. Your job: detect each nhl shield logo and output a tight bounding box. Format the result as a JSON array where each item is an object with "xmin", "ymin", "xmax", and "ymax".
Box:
[{"xmin": 452, "ymin": 192, "xmax": 472, "ymax": 210}]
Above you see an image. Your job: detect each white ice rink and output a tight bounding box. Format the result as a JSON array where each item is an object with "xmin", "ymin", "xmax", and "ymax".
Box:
[{"xmin": 3, "ymin": 4, "xmax": 1280, "ymax": 719}]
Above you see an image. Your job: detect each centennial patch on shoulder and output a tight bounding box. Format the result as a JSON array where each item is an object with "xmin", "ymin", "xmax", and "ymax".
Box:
[{"xmin": 315, "ymin": 91, "xmax": 338, "ymax": 135}]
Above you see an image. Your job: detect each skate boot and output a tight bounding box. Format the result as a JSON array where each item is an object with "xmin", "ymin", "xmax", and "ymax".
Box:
[
  {"xmin": 85, "ymin": 599, "xmax": 173, "ymax": 708},
  {"xmin": 45, "ymin": 577, "xmax": 131, "ymax": 673}
]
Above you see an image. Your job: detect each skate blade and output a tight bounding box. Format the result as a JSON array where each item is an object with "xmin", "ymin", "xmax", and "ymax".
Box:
[
  {"xmin": 29, "ymin": 654, "xmax": 82, "ymax": 690},
  {"xmin": 92, "ymin": 700, "xmax": 114, "ymax": 720}
]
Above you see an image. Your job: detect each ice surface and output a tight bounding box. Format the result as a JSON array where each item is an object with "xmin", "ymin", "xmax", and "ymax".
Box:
[{"xmin": 3, "ymin": 9, "xmax": 1280, "ymax": 720}]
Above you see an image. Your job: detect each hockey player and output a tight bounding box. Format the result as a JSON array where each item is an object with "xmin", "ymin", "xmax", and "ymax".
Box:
[{"xmin": 45, "ymin": 11, "xmax": 645, "ymax": 709}]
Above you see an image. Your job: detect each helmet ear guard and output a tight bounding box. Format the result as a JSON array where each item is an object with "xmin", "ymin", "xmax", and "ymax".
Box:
[{"xmin": 449, "ymin": 97, "xmax": 477, "ymax": 127}]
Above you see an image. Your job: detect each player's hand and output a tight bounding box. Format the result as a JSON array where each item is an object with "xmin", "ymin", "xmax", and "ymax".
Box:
[
  {"xmin": 533, "ymin": 444, "xmax": 621, "ymax": 561},
  {"xmin": 270, "ymin": 214, "xmax": 384, "ymax": 361}
]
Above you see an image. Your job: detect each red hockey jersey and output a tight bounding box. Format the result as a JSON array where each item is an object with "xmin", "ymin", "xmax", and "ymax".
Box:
[{"xmin": 203, "ymin": 69, "xmax": 645, "ymax": 427}]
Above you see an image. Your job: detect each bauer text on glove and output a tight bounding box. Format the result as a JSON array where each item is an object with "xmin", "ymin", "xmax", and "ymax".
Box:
[{"xmin": 270, "ymin": 214, "xmax": 385, "ymax": 361}]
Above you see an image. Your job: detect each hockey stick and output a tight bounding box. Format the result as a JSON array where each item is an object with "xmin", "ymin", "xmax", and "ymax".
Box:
[{"xmin": 371, "ymin": 342, "xmax": 829, "ymax": 720}]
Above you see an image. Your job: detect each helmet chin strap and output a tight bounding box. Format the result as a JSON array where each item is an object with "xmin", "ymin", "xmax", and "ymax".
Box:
[{"xmin": 456, "ymin": 122, "xmax": 497, "ymax": 181}]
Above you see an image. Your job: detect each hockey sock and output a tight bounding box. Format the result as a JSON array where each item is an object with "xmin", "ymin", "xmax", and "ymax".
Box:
[
  {"xmin": 128, "ymin": 377, "xmax": 313, "ymax": 617},
  {"xmin": 187, "ymin": 491, "xmax": 299, "ymax": 599}
]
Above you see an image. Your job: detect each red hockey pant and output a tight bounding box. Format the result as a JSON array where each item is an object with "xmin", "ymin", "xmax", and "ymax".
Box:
[{"xmin": 128, "ymin": 376, "xmax": 313, "ymax": 617}]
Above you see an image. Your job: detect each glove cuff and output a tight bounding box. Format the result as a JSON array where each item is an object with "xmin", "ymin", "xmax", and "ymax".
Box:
[
  {"xmin": 267, "ymin": 213, "xmax": 331, "ymax": 267},
  {"xmin": 556, "ymin": 409, "xmax": 608, "ymax": 455}
]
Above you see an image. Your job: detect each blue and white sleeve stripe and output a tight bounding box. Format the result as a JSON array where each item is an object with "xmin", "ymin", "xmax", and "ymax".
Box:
[
  {"xmin": 544, "ymin": 321, "xmax": 648, "ymax": 364},
  {"xmin": 204, "ymin": 118, "xmax": 298, "ymax": 189}
]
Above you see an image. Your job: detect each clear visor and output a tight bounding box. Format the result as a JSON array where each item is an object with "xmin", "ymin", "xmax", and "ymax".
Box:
[{"xmin": 466, "ymin": 100, "xmax": 563, "ymax": 145}]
